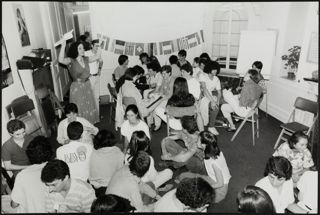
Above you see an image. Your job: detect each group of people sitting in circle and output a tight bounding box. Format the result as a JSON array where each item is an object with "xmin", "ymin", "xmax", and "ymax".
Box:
[{"xmin": 1, "ymin": 47, "xmax": 317, "ymax": 213}]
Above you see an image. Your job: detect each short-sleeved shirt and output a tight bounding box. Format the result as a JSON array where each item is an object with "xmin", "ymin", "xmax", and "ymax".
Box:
[
  {"xmin": 199, "ymin": 73, "xmax": 221, "ymax": 92},
  {"xmin": 2, "ymin": 136, "xmax": 32, "ymax": 176},
  {"xmin": 56, "ymin": 141, "xmax": 93, "ymax": 181},
  {"xmin": 120, "ymin": 120, "xmax": 150, "ymax": 142},
  {"xmin": 45, "ymin": 178, "xmax": 95, "ymax": 213},
  {"xmin": 69, "ymin": 57, "xmax": 90, "ymax": 81},
  {"xmin": 255, "ymin": 176, "xmax": 295, "ymax": 213},
  {"xmin": 149, "ymin": 72, "xmax": 163, "ymax": 87},
  {"xmin": 187, "ymin": 78, "xmax": 201, "ymax": 100},
  {"xmin": 10, "ymin": 163, "xmax": 47, "ymax": 213}
]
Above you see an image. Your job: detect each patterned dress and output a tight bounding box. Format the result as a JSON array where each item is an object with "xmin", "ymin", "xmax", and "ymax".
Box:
[{"xmin": 69, "ymin": 57, "xmax": 99, "ymax": 124}]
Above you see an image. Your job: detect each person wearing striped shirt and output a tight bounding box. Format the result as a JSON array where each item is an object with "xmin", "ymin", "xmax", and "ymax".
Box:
[{"xmin": 41, "ymin": 159, "xmax": 95, "ymax": 213}]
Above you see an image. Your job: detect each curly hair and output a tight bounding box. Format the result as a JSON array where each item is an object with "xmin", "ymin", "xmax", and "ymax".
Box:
[
  {"xmin": 67, "ymin": 42, "xmax": 83, "ymax": 59},
  {"xmin": 237, "ymin": 185, "xmax": 275, "ymax": 213},
  {"xmin": 264, "ymin": 156, "xmax": 292, "ymax": 180},
  {"xmin": 128, "ymin": 151, "xmax": 150, "ymax": 178},
  {"xmin": 7, "ymin": 119, "xmax": 25, "ymax": 134},
  {"xmin": 91, "ymin": 194, "xmax": 136, "ymax": 213},
  {"xmin": 176, "ymin": 177, "xmax": 214, "ymax": 209},
  {"xmin": 26, "ymin": 136, "xmax": 53, "ymax": 164}
]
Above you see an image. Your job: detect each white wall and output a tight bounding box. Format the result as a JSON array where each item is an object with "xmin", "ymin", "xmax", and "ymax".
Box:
[
  {"xmin": 89, "ymin": 2, "xmax": 207, "ymax": 95},
  {"xmin": 2, "ymin": 2, "xmax": 48, "ymax": 143}
]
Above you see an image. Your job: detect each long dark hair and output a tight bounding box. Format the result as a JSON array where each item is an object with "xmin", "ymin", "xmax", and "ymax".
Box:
[
  {"xmin": 127, "ymin": 130, "xmax": 152, "ymax": 162},
  {"xmin": 172, "ymin": 77, "xmax": 189, "ymax": 96},
  {"xmin": 200, "ymin": 131, "xmax": 221, "ymax": 159}
]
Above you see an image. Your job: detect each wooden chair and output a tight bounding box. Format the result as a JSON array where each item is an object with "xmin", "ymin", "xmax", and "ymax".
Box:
[
  {"xmin": 165, "ymin": 105, "xmax": 197, "ymax": 136},
  {"xmin": 231, "ymin": 95, "xmax": 264, "ymax": 146},
  {"xmin": 107, "ymin": 83, "xmax": 117, "ymax": 122},
  {"xmin": 273, "ymin": 97, "xmax": 318, "ymax": 149}
]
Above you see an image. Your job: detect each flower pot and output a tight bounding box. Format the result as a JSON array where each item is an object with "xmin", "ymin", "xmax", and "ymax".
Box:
[{"xmin": 287, "ymin": 72, "xmax": 295, "ymax": 80}]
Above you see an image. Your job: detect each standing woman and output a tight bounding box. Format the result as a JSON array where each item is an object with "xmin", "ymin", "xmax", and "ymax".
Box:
[{"xmin": 58, "ymin": 38, "xmax": 101, "ymax": 124}]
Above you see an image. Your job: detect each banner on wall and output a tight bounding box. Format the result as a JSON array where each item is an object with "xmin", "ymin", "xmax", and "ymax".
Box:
[{"xmin": 96, "ymin": 30, "xmax": 204, "ymax": 56}]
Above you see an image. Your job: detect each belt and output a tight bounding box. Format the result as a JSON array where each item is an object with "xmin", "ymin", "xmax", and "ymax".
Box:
[{"xmin": 90, "ymin": 74, "xmax": 99, "ymax": 77}]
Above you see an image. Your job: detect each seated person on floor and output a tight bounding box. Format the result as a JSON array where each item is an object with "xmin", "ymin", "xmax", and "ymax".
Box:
[
  {"xmin": 57, "ymin": 103, "xmax": 98, "ymax": 145},
  {"xmin": 237, "ymin": 185, "xmax": 276, "ymax": 213},
  {"xmin": 120, "ymin": 104, "xmax": 150, "ymax": 153},
  {"xmin": 2, "ymin": 119, "xmax": 32, "ymax": 178},
  {"xmin": 199, "ymin": 60, "xmax": 221, "ymax": 135},
  {"xmin": 10, "ymin": 136, "xmax": 53, "ymax": 213},
  {"xmin": 177, "ymin": 49, "xmax": 192, "ymax": 68},
  {"xmin": 154, "ymin": 177, "xmax": 214, "ymax": 212},
  {"xmin": 91, "ymin": 194, "xmax": 136, "ymax": 213},
  {"xmin": 273, "ymin": 131, "xmax": 314, "ymax": 183},
  {"xmin": 124, "ymin": 131, "xmax": 173, "ymax": 192},
  {"xmin": 56, "ymin": 121, "xmax": 93, "ymax": 182},
  {"xmin": 160, "ymin": 115, "xmax": 204, "ymax": 172},
  {"xmin": 154, "ymin": 77, "xmax": 203, "ymax": 131},
  {"xmin": 255, "ymin": 156, "xmax": 308, "ymax": 213},
  {"xmin": 177, "ymin": 131, "xmax": 231, "ymax": 203},
  {"xmin": 144, "ymin": 60, "xmax": 163, "ymax": 99},
  {"xmin": 106, "ymin": 151, "xmax": 157, "ymax": 212},
  {"xmin": 221, "ymin": 69, "xmax": 263, "ymax": 132},
  {"xmin": 41, "ymin": 159, "xmax": 95, "ymax": 213},
  {"xmin": 113, "ymin": 55, "xmax": 129, "ymax": 83},
  {"xmin": 169, "ymin": 55, "xmax": 182, "ymax": 77},
  {"xmin": 89, "ymin": 129, "xmax": 124, "ymax": 198}
]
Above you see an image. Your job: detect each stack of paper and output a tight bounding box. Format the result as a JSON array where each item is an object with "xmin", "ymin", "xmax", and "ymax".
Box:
[{"xmin": 54, "ymin": 30, "xmax": 74, "ymax": 47}]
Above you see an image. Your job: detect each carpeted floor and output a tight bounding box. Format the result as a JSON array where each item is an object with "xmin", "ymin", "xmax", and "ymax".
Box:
[{"xmin": 49, "ymin": 103, "xmax": 282, "ymax": 213}]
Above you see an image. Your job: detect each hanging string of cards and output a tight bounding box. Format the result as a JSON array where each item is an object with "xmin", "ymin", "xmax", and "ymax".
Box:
[{"xmin": 97, "ymin": 30, "xmax": 204, "ymax": 56}]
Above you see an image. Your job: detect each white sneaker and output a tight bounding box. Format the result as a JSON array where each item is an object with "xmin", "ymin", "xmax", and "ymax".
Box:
[{"xmin": 208, "ymin": 127, "xmax": 219, "ymax": 135}]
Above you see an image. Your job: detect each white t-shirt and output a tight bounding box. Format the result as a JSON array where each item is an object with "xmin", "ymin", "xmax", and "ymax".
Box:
[
  {"xmin": 255, "ymin": 176, "xmax": 295, "ymax": 213},
  {"xmin": 204, "ymin": 152, "xmax": 231, "ymax": 184},
  {"xmin": 154, "ymin": 189, "xmax": 184, "ymax": 212},
  {"xmin": 57, "ymin": 117, "xmax": 99, "ymax": 145},
  {"xmin": 187, "ymin": 77, "xmax": 201, "ymax": 100},
  {"xmin": 297, "ymin": 171, "xmax": 318, "ymax": 212},
  {"xmin": 10, "ymin": 163, "xmax": 48, "ymax": 213},
  {"xmin": 120, "ymin": 120, "xmax": 150, "ymax": 142},
  {"xmin": 193, "ymin": 67, "xmax": 201, "ymax": 79},
  {"xmin": 84, "ymin": 50, "xmax": 99, "ymax": 75},
  {"xmin": 149, "ymin": 72, "xmax": 163, "ymax": 87},
  {"xmin": 56, "ymin": 141, "xmax": 93, "ymax": 181},
  {"xmin": 199, "ymin": 73, "xmax": 221, "ymax": 92}
]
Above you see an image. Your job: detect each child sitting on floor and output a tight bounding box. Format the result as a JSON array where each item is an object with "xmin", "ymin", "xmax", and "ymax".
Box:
[{"xmin": 273, "ymin": 131, "xmax": 314, "ymax": 184}]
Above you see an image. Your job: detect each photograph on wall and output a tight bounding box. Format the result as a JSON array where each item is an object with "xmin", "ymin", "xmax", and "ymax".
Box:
[
  {"xmin": 12, "ymin": 4, "xmax": 31, "ymax": 47},
  {"xmin": 2, "ymin": 36, "xmax": 14, "ymax": 89}
]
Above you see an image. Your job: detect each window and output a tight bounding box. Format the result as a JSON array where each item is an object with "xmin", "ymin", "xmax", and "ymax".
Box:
[{"xmin": 212, "ymin": 3, "xmax": 248, "ymax": 71}]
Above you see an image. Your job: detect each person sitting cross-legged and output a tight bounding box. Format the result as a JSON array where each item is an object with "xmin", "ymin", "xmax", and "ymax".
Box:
[
  {"xmin": 10, "ymin": 136, "xmax": 53, "ymax": 213},
  {"xmin": 153, "ymin": 177, "xmax": 214, "ymax": 212},
  {"xmin": 41, "ymin": 159, "xmax": 96, "ymax": 213},
  {"xmin": 56, "ymin": 121, "xmax": 93, "ymax": 182},
  {"xmin": 57, "ymin": 103, "xmax": 98, "ymax": 145}
]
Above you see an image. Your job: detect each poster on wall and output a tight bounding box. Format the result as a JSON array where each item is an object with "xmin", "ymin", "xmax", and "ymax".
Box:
[
  {"xmin": 12, "ymin": 4, "xmax": 31, "ymax": 47},
  {"xmin": 2, "ymin": 36, "xmax": 14, "ymax": 89}
]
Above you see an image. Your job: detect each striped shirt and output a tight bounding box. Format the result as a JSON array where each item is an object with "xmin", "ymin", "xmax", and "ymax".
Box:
[{"xmin": 45, "ymin": 178, "xmax": 95, "ymax": 213}]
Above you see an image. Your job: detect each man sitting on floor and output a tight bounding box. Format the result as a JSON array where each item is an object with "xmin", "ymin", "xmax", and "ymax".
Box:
[{"xmin": 41, "ymin": 159, "xmax": 95, "ymax": 213}]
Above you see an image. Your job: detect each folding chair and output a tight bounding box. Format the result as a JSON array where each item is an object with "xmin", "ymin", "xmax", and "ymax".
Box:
[
  {"xmin": 231, "ymin": 95, "xmax": 264, "ymax": 146},
  {"xmin": 273, "ymin": 97, "xmax": 318, "ymax": 149},
  {"xmin": 165, "ymin": 105, "xmax": 197, "ymax": 136},
  {"xmin": 107, "ymin": 83, "xmax": 118, "ymax": 122}
]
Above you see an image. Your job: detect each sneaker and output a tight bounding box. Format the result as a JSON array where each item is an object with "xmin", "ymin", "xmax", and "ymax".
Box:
[{"xmin": 208, "ymin": 127, "xmax": 219, "ymax": 135}]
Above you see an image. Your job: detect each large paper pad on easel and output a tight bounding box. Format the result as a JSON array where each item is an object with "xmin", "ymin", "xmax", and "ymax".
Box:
[
  {"xmin": 236, "ymin": 30, "xmax": 276, "ymax": 79},
  {"xmin": 54, "ymin": 30, "xmax": 74, "ymax": 47}
]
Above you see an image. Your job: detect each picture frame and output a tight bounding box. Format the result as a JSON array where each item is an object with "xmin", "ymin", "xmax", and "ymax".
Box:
[{"xmin": 1, "ymin": 36, "xmax": 14, "ymax": 89}]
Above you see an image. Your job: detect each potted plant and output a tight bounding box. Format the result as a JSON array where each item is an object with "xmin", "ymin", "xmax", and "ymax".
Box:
[{"xmin": 281, "ymin": 46, "xmax": 301, "ymax": 80}]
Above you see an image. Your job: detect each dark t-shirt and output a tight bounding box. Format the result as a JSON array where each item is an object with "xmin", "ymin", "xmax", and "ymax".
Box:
[{"xmin": 2, "ymin": 135, "xmax": 32, "ymax": 176}]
